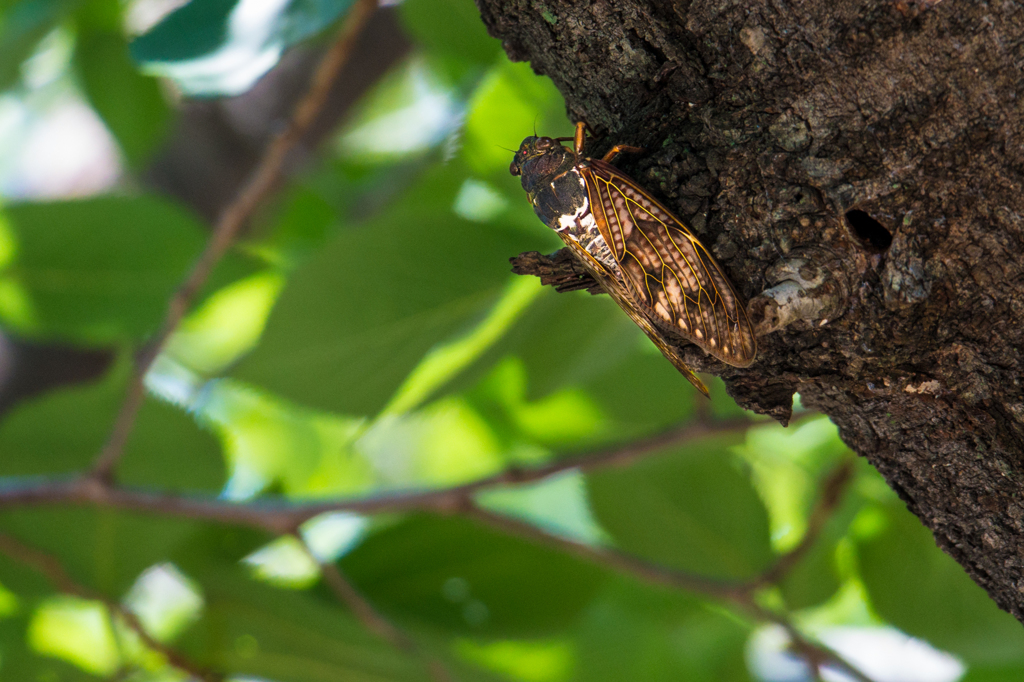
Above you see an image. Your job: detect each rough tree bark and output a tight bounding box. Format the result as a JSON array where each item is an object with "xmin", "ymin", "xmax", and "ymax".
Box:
[{"xmin": 476, "ymin": 0, "xmax": 1024, "ymax": 623}]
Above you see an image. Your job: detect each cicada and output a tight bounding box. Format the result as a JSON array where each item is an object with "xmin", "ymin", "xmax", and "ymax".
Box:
[{"xmin": 509, "ymin": 122, "xmax": 756, "ymax": 396}]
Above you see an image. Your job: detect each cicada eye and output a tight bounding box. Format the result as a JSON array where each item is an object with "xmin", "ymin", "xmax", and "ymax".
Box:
[
  {"xmin": 536, "ymin": 138, "xmax": 552, "ymax": 151},
  {"xmin": 509, "ymin": 160, "xmax": 521, "ymax": 176}
]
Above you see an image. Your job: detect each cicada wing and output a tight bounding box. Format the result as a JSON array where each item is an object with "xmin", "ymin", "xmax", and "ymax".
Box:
[
  {"xmin": 583, "ymin": 160, "xmax": 757, "ymax": 367},
  {"xmin": 560, "ymin": 237, "xmax": 710, "ymax": 397}
]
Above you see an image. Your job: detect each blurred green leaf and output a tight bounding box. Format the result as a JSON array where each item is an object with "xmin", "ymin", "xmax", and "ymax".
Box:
[
  {"xmin": 165, "ymin": 270, "xmax": 285, "ymax": 374},
  {"xmin": 196, "ymin": 379, "xmax": 371, "ymax": 499},
  {"xmin": 119, "ymin": 396, "xmax": 225, "ymax": 493},
  {"xmin": 360, "ymin": 396, "xmax": 506, "ymax": 487},
  {"xmin": 477, "ymin": 471, "xmax": 607, "ymax": 545},
  {"xmin": 0, "ymin": 507, "xmax": 210, "ymax": 600},
  {"xmin": 0, "ymin": 0, "xmax": 77, "ymax": 90},
  {"xmin": 27, "ymin": 595, "xmax": 119, "ymax": 676},
  {"xmin": 858, "ymin": 499, "xmax": 1024, "ymax": 665},
  {"xmin": 130, "ymin": 0, "xmax": 354, "ymax": 96},
  {"xmin": 462, "ymin": 60, "xmax": 567, "ymax": 176},
  {"xmin": 74, "ymin": 28, "xmax": 170, "ymax": 165},
  {"xmin": 232, "ymin": 164, "xmax": 537, "ymax": 416},
  {"xmin": 0, "ymin": 610, "xmax": 99, "ymax": 682},
  {"xmin": 179, "ymin": 563, "xmax": 437, "ymax": 682},
  {"xmin": 0, "ymin": 196, "xmax": 205, "ymax": 344},
  {"xmin": 573, "ymin": 578, "xmax": 751, "ymax": 682},
  {"xmin": 0, "ymin": 355, "xmax": 125, "ymax": 476},
  {"xmin": 381, "ymin": 276, "xmax": 543, "ymax": 418},
  {"xmin": 398, "ymin": 0, "xmax": 501, "ymax": 87},
  {"xmin": 255, "ymin": 184, "xmax": 339, "ymax": 267},
  {"xmin": 737, "ymin": 417, "xmax": 851, "ymax": 552},
  {"xmin": 777, "ymin": 520, "xmax": 842, "ymax": 611},
  {"xmin": 456, "ymin": 637, "xmax": 573, "ymax": 682},
  {"xmin": 731, "ymin": 417, "xmax": 858, "ymax": 609},
  {"xmin": 963, "ymin": 663, "xmax": 1024, "ymax": 682},
  {"xmin": 587, "ymin": 437, "xmax": 773, "ymax": 580},
  {"xmin": 342, "ymin": 514, "xmax": 607, "ymax": 637},
  {"xmin": 0, "ymin": 356, "xmax": 223, "ymax": 487},
  {"xmin": 456, "ymin": 289, "xmax": 698, "ymax": 438}
]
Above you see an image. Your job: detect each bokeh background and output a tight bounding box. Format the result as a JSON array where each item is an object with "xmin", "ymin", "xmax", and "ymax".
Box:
[{"xmin": 0, "ymin": 0, "xmax": 1021, "ymax": 680}]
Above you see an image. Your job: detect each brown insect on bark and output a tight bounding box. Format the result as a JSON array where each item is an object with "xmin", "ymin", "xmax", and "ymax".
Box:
[{"xmin": 510, "ymin": 122, "xmax": 756, "ymax": 397}]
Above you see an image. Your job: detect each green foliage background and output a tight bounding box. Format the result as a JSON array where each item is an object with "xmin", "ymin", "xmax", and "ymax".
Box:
[{"xmin": 0, "ymin": 0, "xmax": 1021, "ymax": 680}]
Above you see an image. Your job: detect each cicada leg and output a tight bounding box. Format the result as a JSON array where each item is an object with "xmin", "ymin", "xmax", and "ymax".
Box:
[
  {"xmin": 602, "ymin": 144, "xmax": 644, "ymax": 163},
  {"xmin": 570, "ymin": 121, "xmax": 643, "ymax": 162}
]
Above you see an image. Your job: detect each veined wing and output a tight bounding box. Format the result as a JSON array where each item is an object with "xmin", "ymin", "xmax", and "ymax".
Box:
[
  {"xmin": 583, "ymin": 159, "xmax": 757, "ymax": 367},
  {"xmin": 558, "ymin": 234, "xmax": 710, "ymax": 397}
]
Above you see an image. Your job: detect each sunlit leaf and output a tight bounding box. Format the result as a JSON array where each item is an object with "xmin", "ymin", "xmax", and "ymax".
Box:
[
  {"xmin": 165, "ymin": 270, "xmax": 285, "ymax": 374},
  {"xmin": 462, "ymin": 60, "xmax": 567, "ymax": 176},
  {"xmin": 380, "ymin": 276, "xmax": 543, "ymax": 418},
  {"xmin": 196, "ymin": 379, "xmax": 372, "ymax": 499},
  {"xmin": 231, "ymin": 164, "xmax": 537, "ymax": 416},
  {"xmin": 243, "ymin": 534, "xmax": 320, "ymax": 588},
  {"xmin": 359, "ymin": 397, "xmax": 505, "ymax": 487},
  {"xmin": 27, "ymin": 596, "xmax": 119, "ymax": 676},
  {"xmin": 456, "ymin": 638, "xmax": 573, "ymax": 682},
  {"xmin": 476, "ymin": 471, "xmax": 608, "ymax": 544},
  {"xmin": 123, "ymin": 563, "xmax": 204, "ymax": 643}
]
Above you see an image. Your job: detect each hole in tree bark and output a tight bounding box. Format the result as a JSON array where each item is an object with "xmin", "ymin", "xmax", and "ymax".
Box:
[{"xmin": 845, "ymin": 210, "xmax": 893, "ymax": 252}]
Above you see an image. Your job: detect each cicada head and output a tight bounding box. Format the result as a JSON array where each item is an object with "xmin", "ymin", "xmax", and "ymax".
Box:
[
  {"xmin": 510, "ymin": 136, "xmax": 575, "ymax": 192},
  {"xmin": 510, "ymin": 135, "xmax": 586, "ymax": 229}
]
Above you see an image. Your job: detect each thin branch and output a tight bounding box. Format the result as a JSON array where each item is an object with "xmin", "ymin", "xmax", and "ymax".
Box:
[
  {"xmin": 463, "ymin": 505, "xmax": 877, "ymax": 682},
  {"xmin": 0, "ymin": 532, "xmax": 221, "ymax": 682},
  {"xmin": 301, "ymin": 540, "xmax": 454, "ymax": 682},
  {"xmin": 753, "ymin": 606, "xmax": 877, "ymax": 682},
  {"xmin": 2, "ymin": 416, "xmax": 754, "ymax": 533},
  {"xmin": 318, "ymin": 559, "xmax": 412, "ymax": 647},
  {"xmin": 744, "ymin": 458, "xmax": 855, "ymax": 590},
  {"xmin": 90, "ymin": 0, "xmax": 380, "ymax": 483},
  {"xmin": 462, "ymin": 503, "xmax": 745, "ymax": 600}
]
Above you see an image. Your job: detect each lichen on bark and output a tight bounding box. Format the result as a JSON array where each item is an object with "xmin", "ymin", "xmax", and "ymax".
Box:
[{"xmin": 479, "ymin": 0, "xmax": 1024, "ymax": 623}]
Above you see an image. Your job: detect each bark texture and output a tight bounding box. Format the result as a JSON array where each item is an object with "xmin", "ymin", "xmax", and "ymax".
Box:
[{"xmin": 479, "ymin": 0, "xmax": 1024, "ymax": 622}]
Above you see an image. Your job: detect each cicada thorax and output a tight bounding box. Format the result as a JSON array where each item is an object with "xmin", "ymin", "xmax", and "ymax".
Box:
[{"xmin": 509, "ymin": 138, "xmax": 619, "ymax": 273}]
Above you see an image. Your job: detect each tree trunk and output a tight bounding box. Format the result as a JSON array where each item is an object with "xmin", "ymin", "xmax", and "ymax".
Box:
[{"xmin": 477, "ymin": 0, "xmax": 1024, "ymax": 623}]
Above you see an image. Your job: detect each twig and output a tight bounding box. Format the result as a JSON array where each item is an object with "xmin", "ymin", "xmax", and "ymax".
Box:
[
  {"xmin": 464, "ymin": 505, "xmax": 876, "ymax": 682},
  {"xmin": 318, "ymin": 559, "xmax": 412, "ymax": 646},
  {"xmin": 2, "ymin": 416, "xmax": 754, "ymax": 533},
  {"xmin": 90, "ymin": 0, "xmax": 380, "ymax": 483},
  {"xmin": 462, "ymin": 503, "xmax": 744, "ymax": 600},
  {"xmin": 0, "ymin": 532, "xmax": 221, "ymax": 682},
  {"xmin": 756, "ymin": 607, "xmax": 877, "ymax": 682},
  {"xmin": 744, "ymin": 458, "xmax": 855, "ymax": 590},
  {"xmin": 301, "ymin": 540, "xmax": 454, "ymax": 682}
]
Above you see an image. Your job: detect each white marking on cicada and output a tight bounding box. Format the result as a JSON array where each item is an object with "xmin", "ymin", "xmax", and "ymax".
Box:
[
  {"xmin": 556, "ymin": 195, "xmax": 590, "ymax": 233},
  {"xmin": 694, "ymin": 328, "xmax": 704, "ymax": 340}
]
